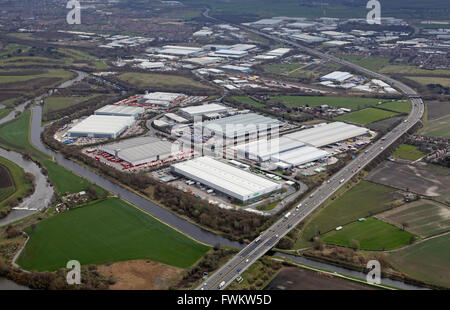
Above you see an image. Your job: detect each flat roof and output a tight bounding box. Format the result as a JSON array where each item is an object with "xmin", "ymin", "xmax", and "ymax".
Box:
[
  {"xmin": 284, "ymin": 122, "xmax": 369, "ymax": 147},
  {"xmin": 100, "ymin": 136, "xmax": 174, "ymax": 164},
  {"xmin": 95, "ymin": 105, "xmax": 144, "ymax": 116},
  {"xmin": 271, "ymin": 146, "xmax": 330, "ymax": 166},
  {"xmin": 236, "ymin": 137, "xmax": 304, "ymax": 160},
  {"xmin": 68, "ymin": 115, "xmax": 134, "ymax": 135},
  {"xmin": 165, "ymin": 113, "xmax": 188, "ymax": 123},
  {"xmin": 202, "ymin": 113, "xmax": 281, "ymax": 138},
  {"xmin": 180, "ymin": 103, "xmax": 227, "ymax": 116},
  {"xmin": 172, "ymin": 156, "xmax": 281, "ymax": 199},
  {"xmin": 143, "ymin": 92, "xmax": 184, "ymax": 101},
  {"xmin": 321, "ymin": 71, "xmax": 354, "ymax": 82}
]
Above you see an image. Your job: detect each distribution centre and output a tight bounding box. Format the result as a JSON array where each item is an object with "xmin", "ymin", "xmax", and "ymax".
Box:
[{"xmin": 171, "ymin": 156, "xmax": 282, "ymax": 203}]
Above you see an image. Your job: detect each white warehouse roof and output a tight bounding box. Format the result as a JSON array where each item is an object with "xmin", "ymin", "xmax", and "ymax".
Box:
[
  {"xmin": 95, "ymin": 105, "xmax": 144, "ymax": 117},
  {"xmin": 236, "ymin": 137, "xmax": 304, "ymax": 162},
  {"xmin": 271, "ymin": 146, "xmax": 330, "ymax": 167},
  {"xmin": 68, "ymin": 115, "xmax": 134, "ymax": 138},
  {"xmin": 201, "ymin": 113, "xmax": 281, "ymax": 138},
  {"xmin": 320, "ymin": 71, "xmax": 354, "ymax": 82},
  {"xmin": 171, "ymin": 156, "xmax": 281, "ymax": 202},
  {"xmin": 180, "ymin": 103, "xmax": 227, "ymax": 117},
  {"xmin": 284, "ymin": 122, "xmax": 369, "ymax": 147}
]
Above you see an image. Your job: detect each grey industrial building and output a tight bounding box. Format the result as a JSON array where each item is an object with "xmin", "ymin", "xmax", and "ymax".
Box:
[
  {"xmin": 95, "ymin": 105, "xmax": 144, "ymax": 118},
  {"xmin": 198, "ymin": 113, "xmax": 282, "ymax": 144},
  {"xmin": 99, "ymin": 136, "xmax": 175, "ymax": 165}
]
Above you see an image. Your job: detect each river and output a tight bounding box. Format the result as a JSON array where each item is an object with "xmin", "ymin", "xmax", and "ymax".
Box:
[{"xmin": 0, "ymin": 70, "xmax": 427, "ymax": 290}]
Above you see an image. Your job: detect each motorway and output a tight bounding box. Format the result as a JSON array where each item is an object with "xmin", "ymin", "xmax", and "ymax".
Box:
[{"xmin": 198, "ymin": 14, "xmax": 425, "ymax": 290}]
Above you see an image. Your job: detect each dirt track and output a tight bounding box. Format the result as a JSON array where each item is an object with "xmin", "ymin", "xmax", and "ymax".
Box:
[{"xmin": 265, "ymin": 267, "xmax": 376, "ymax": 290}]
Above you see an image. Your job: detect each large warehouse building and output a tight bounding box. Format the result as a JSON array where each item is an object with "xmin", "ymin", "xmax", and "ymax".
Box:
[
  {"xmin": 235, "ymin": 137, "xmax": 304, "ymax": 162},
  {"xmin": 171, "ymin": 156, "xmax": 282, "ymax": 203},
  {"xmin": 284, "ymin": 122, "xmax": 369, "ymax": 147},
  {"xmin": 199, "ymin": 113, "xmax": 282, "ymax": 143},
  {"xmin": 234, "ymin": 136, "xmax": 330, "ymax": 167},
  {"xmin": 68, "ymin": 115, "xmax": 134, "ymax": 138},
  {"xmin": 95, "ymin": 105, "xmax": 144, "ymax": 118},
  {"xmin": 142, "ymin": 92, "xmax": 185, "ymax": 107},
  {"xmin": 271, "ymin": 146, "xmax": 330, "ymax": 168},
  {"xmin": 180, "ymin": 103, "xmax": 228, "ymax": 118},
  {"xmin": 99, "ymin": 136, "xmax": 175, "ymax": 166},
  {"xmin": 320, "ymin": 71, "xmax": 354, "ymax": 83}
]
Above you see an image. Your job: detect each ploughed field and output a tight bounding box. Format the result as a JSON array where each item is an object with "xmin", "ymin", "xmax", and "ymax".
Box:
[{"xmin": 265, "ymin": 267, "xmax": 376, "ymax": 290}]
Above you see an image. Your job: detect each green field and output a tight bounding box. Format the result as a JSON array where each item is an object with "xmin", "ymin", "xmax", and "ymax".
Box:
[
  {"xmin": 377, "ymin": 200, "xmax": 450, "ymax": 238},
  {"xmin": 334, "ymin": 108, "xmax": 399, "ymax": 125},
  {"xmin": 0, "ymin": 108, "xmax": 11, "ymax": 121},
  {"xmin": 379, "ymin": 65, "xmax": 450, "ymax": 76},
  {"xmin": 389, "ymin": 233, "xmax": 450, "ymax": 288},
  {"xmin": 43, "ymin": 95, "xmax": 102, "ymax": 113},
  {"xmin": 117, "ymin": 72, "xmax": 212, "ymax": 91},
  {"xmin": 17, "ymin": 198, "xmax": 209, "ymax": 271},
  {"xmin": 420, "ymin": 114, "xmax": 450, "ymax": 138},
  {"xmin": 322, "ymin": 218, "xmax": 414, "ymax": 250},
  {"xmin": 0, "ymin": 111, "xmax": 104, "ymax": 195},
  {"xmin": 406, "ymin": 76, "xmax": 450, "ymax": 88},
  {"xmin": 298, "ymin": 181, "xmax": 398, "ymax": 245},
  {"xmin": 269, "ymin": 96, "xmax": 384, "ymax": 110},
  {"xmin": 232, "ymin": 96, "xmax": 264, "ymax": 107},
  {"xmin": 263, "ymin": 62, "xmax": 317, "ymax": 79},
  {"xmin": 0, "ymin": 156, "xmax": 32, "ymax": 211},
  {"xmin": 0, "ymin": 47, "xmax": 107, "ymax": 71},
  {"xmin": 378, "ymin": 101, "xmax": 412, "ymax": 113},
  {"xmin": 0, "ymin": 69, "xmax": 74, "ymax": 85},
  {"xmin": 392, "ymin": 144, "xmax": 427, "ymax": 161},
  {"xmin": 340, "ymin": 55, "xmax": 393, "ymax": 72}
]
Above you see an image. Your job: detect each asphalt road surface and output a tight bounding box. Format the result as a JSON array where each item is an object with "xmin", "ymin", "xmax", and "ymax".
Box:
[{"xmin": 197, "ymin": 14, "xmax": 425, "ymax": 290}]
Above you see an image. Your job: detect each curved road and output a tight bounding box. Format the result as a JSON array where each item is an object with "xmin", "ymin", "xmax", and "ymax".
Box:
[{"xmin": 198, "ymin": 13, "xmax": 425, "ymax": 290}]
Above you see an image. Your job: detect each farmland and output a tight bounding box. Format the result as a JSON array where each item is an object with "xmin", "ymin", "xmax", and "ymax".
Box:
[
  {"xmin": 17, "ymin": 198, "xmax": 210, "ymax": 271},
  {"xmin": 426, "ymin": 101, "xmax": 450, "ymax": 120},
  {"xmin": 265, "ymin": 267, "xmax": 376, "ymax": 290},
  {"xmin": 0, "ymin": 69, "xmax": 74, "ymax": 85},
  {"xmin": 389, "ymin": 233, "xmax": 450, "ymax": 288},
  {"xmin": 298, "ymin": 181, "xmax": 400, "ymax": 246},
  {"xmin": 378, "ymin": 100, "xmax": 412, "ymax": 113},
  {"xmin": 405, "ymin": 76, "xmax": 450, "ymax": 88},
  {"xmin": 420, "ymin": 114, "xmax": 450, "ymax": 138},
  {"xmin": 366, "ymin": 161, "xmax": 450, "ymax": 199},
  {"xmin": 0, "ymin": 156, "xmax": 32, "ymax": 212},
  {"xmin": 334, "ymin": 108, "xmax": 399, "ymax": 126},
  {"xmin": 0, "ymin": 163, "xmax": 14, "ymax": 202},
  {"xmin": 322, "ymin": 218, "xmax": 414, "ymax": 250},
  {"xmin": 392, "ymin": 144, "xmax": 427, "ymax": 161},
  {"xmin": 269, "ymin": 96, "xmax": 383, "ymax": 110},
  {"xmin": 376, "ymin": 200, "xmax": 450, "ymax": 238}
]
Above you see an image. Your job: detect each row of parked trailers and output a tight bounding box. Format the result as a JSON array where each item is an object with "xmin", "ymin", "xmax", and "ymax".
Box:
[{"xmin": 86, "ymin": 148, "xmax": 196, "ymax": 172}]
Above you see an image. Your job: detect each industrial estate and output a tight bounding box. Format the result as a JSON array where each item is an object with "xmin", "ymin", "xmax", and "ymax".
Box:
[{"xmin": 0, "ymin": 0, "xmax": 448, "ymax": 296}]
